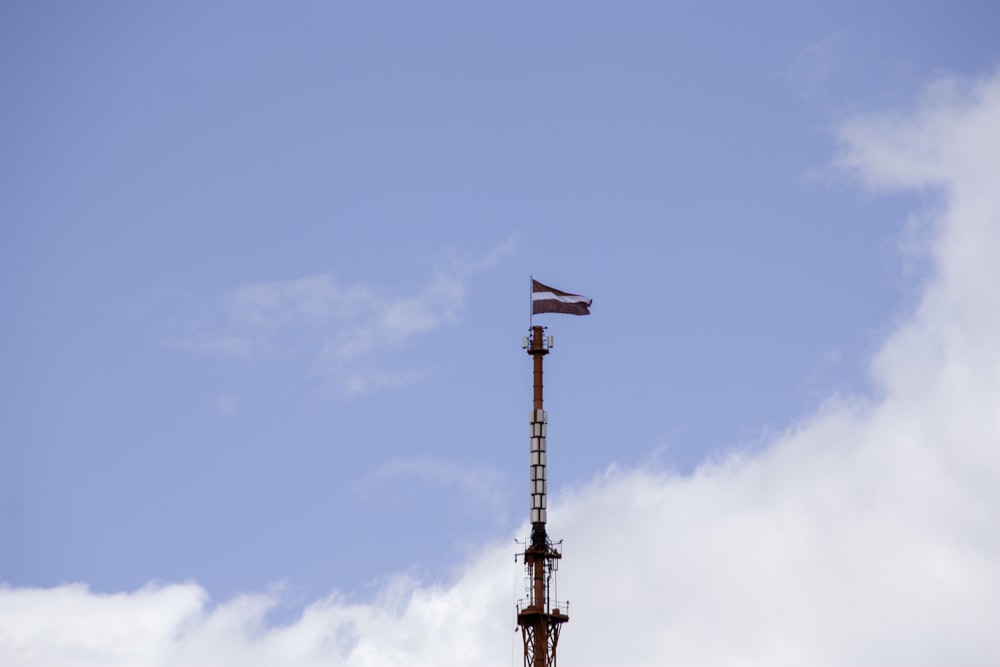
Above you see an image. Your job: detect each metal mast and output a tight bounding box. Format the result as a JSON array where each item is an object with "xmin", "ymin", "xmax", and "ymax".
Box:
[{"xmin": 517, "ymin": 324, "xmax": 569, "ymax": 667}]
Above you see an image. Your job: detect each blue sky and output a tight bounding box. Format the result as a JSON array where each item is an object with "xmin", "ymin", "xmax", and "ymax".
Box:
[{"xmin": 2, "ymin": 3, "xmax": 1000, "ymax": 665}]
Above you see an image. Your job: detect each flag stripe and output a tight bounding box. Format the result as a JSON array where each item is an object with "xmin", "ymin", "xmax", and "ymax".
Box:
[
  {"xmin": 532, "ymin": 290, "xmax": 590, "ymax": 305},
  {"xmin": 533, "ymin": 299, "xmax": 591, "ymax": 315},
  {"xmin": 532, "ymin": 283, "xmax": 581, "ymax": 298}
]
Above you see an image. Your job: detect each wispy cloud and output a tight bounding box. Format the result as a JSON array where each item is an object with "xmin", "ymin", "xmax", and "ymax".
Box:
[
  {"xmin": 354, "ymin": 457, "xmax": 508, "ymax": 521},
  {"xmin": 783, "ymin": 33, "xmax": 845, "ymax": 101},
  {"xmin": 174, "ymin": 241, "xmax": 513, "ymax": 394},
  {"xmin": 5, "ymin": 74, "xmax": 1000, "ymax": 665}
]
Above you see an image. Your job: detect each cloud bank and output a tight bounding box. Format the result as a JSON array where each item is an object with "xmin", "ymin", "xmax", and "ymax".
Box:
[{"xmin": 4, "ymin": 73, "xmax": 1000, "ymax": 666}]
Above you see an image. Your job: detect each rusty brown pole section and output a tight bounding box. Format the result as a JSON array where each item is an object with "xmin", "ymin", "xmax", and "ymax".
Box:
[
  {"xmin": 532, "ymin": 561, "xmax": 546, "ymax": 667},
  {"xmin": 530, "ymin": 325, "xmax": 546, "ymax": 410}
]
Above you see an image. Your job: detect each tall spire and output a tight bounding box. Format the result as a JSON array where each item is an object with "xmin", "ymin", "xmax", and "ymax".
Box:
[{"xmin": 517, "ymin": 325, "xmax": 568, "ymax": 667}]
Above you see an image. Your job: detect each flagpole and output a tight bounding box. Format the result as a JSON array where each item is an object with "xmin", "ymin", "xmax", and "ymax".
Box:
[{"xmin": 529, "ymin": 274, "xmax": 534, "ymax": 329}]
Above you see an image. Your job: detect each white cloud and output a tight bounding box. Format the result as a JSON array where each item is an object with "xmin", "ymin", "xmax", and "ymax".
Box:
[
  {"xmin": 0, "ymin": 563, "xmax": 516, "ymax": 667},
  {"xmin": 174, "ymin": 241, "xmax": 513, "ymax": 395},
  {"xmin": 0, "ymin": 583, "xmax": 207, "ymax": 666},
  {"xmin": 5, "ymin": 74, "xmax": 1000, "ymax": 665}
]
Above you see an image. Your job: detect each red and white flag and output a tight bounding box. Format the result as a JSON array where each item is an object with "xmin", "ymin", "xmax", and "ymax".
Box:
[{"xmin": 532, "ymin": 279, "xmax": 592, "ymax": 316}]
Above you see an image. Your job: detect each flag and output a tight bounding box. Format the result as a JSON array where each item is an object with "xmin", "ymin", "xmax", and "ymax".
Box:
[{"xmin": 532, "ymin": 279, "xmax": 592, "ymax": 316}]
